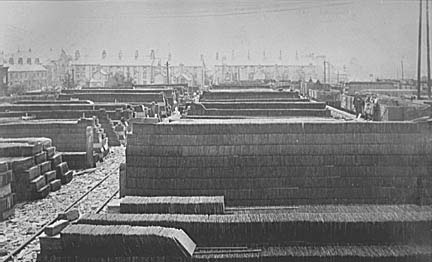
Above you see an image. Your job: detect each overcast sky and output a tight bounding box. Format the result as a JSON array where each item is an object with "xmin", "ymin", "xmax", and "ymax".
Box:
[{"xmin": 0, "ymin": 0, "xmax": 424, "ymax": 80}]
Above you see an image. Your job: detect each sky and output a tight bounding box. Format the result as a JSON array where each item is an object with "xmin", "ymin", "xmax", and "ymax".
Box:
[{"xmin": 0, "ymin": 0, "xmax": 425, "ymax": 80}]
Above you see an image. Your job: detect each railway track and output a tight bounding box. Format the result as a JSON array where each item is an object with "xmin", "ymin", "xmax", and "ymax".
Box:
[{"xmin": 1, "ymin": 147, "xmax": 124, "ymax": 262}]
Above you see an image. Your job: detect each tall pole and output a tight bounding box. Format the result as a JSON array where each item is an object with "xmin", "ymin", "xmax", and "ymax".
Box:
[
  {"xmin": 427, "ymin": 0, "xmax": 431, "ymax": 98},
  {"xmin": 166, "ymin": 61, "xmax": 169, "ymax": 85},
  {"xmin": 323, "ymin": 61, "xmax": 326, "ymax": 84},
  {"xmin": 328, "ymin": 61, "xmax": 331, "ymax": 84},
  {"xmin": 417, "ymin": 0, "xmax": 423, "ymax": 99},
  {"xmin": 401, "ymin": 59, "xmax": 404, "ymax": 80}
]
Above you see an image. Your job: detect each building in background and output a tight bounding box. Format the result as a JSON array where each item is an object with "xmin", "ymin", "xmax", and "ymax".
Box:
[
  {"xmin": 2, "ymin": 48, "xmax": 69, "ymax": 91},
  {"xmin": 7, "ymin": 63, "xmax": 47, "ymax": 91},
  {"xmin": 44, "ymin": 49, "xmax": 73, "ymax": 87},
  {"xmin": 211, "ymin": 51, "xmax": 327, "ymax": 85},
  {"xmin": 71, "ymin": 50, "xmax": 209, "ymax": 88},
  {"xmin": 0, "ymin": 63, "xmax": 8, "ymax": 95},
  {"xmin": 169, "ymin": 54, "xmax": 208, "ymax": 88},
  {"xmin": 71, "ymin": 50, "xmax": 158, "ymax": 87}
]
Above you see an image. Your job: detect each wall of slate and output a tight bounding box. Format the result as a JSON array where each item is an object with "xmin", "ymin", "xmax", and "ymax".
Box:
[{"xmin": 125, "ymin": 120, "xmax": 432, "ymax": 206}]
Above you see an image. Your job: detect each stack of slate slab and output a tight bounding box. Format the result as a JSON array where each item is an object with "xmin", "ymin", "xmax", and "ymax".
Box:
[
  {"xmin": 187, "ymin": 101, "xmax": 330, "ymax": 117},
  {"xmin": 59, "ymin": 91, "xmax": 165, "ymax": 105},
  {"xmin": 3, "ymin": 101, "xmax": 133, "ymax": 121},
  {"xmin": 0, "ymin": 138, "xmax": 73, "ymax": 202},
  {"xmin": 125, "ymin": 119, "xmax": 432, "ymax": 206},
  {"xmin": 37, "ymin": 198, "xmax": 432, "ymax": 261},
  {"xmin": 79, "ymin": 117, "xmax": 110, "ymax": 161},
  {"xmin": 0, "ymin": 119, "xmax": 96, "ymax": 169},
  {"xmin": 37, "ymin": 224, "xmax": 197, "ymax": 261},
  {"xmin": 0, "ymin": 159, "xmax": 14, "ymax": 220},
  {"xmin": 61, "ymin": 88, "xmax": 176, "ymax": 108},
  {"xmin": 200, "ymin": 89, "xmax": 301, "ymax": 102},
  {"xmin": 0, "ymin": 102, "xmax": 128, "ymax": 146},
  {"xmin": 211, "ymin": 83, "xmax": 272, "ymax": 89},
  {"xmin": 119, "ymin": 196, "xmax": 225, "ymax": 214}
]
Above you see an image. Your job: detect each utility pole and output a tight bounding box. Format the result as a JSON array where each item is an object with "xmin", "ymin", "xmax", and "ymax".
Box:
[
  {"xmin": 401, "ymin": 59, "xmax": 404, "ymax": 80},
  {"xmin": 328, "ymin": 61, "xmax": 331, "ymax": 84},
  {"xmin": 417, "ymin": 0, "xmax": 423, "ymax": 99},
  {"xmin": 166, "ymin": 61, "xmax": 169, "ymax": 85},
  {"xmin": 323, "ymin": 61, "xmax": 326, "ymax": 84},
  {"xmin": 427, "ymin": 0, "xmax": 431, "ymax": 98}
]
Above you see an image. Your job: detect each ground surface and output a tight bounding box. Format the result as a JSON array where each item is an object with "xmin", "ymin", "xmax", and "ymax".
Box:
[{"xmin": 0, "ymin": 146, "xmax": 125, "ymax": 261}]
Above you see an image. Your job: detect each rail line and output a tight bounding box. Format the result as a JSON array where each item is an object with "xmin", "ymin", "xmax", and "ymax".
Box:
[{"xmin": 2, "ymin": 167, "xmax": 120, "ymax": 262}]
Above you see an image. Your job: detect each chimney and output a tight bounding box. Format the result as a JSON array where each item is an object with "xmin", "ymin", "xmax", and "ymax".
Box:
[
  {"xmin": 216, "ymin": 52, "xmax": 219, "ymax": 60},
  {"xmin": 135, "ymin": 50, "xmax": 139, "ymax": 60},
  {"xmin": 102, "ymin": 50, "xmax": 107, "ymax": 59},
  {"xmin": 118, "ymin": 50, "xmax": 122, "ymax": 60},
  {"xmin": 279, "ymin": 50, "xmax": 282, "ymax": 60},
  {"xmin": 248, "ymin": 50, "xmax": 250, "ymax": 60},
  {"xmin": 150, "ymin": 50, "xmax": 155, "ymax": 60}
]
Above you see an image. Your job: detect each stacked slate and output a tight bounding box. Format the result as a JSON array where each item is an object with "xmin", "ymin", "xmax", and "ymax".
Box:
[
  {"xmin": 0, "ymin": 119, "xmax": 97, "ymax": 169},
  {"xmin": 0, "ymin": 102, "xmax": 128, "ymax": 147},
  {"xmin": 125, "ymin": 119, "xmax": 432, "ymax": 206},
  {"xmin": 211, "ymin": 83, "xmax": 272, "ymax": 89},
  {"xmin": 0, "ymin": 138, "xmax": 72, "ymax": 202},
  {"xmin": 58, "ymin": 92, "xmax": 165, "ymax": 105},
  {"xmin": 188, "ymin": 100, "xmax": 330, "ymax": 118},
  {"xmin": 120, "ymin": 196, "xmax": 225, "ymax": 214},
  {"xmin": 200, "ymin": 101, "xmax": 327, "ymax": 110},
  {"xmin": 0, "ymin": 159, "xmax": 15, "ymax": 220},
  {"xmin": 188, "ymin": 102, "xmax": 330, "ymax": 117},
  {"xmin": 200, "ymin": 89, "xmax": 300, "ymax": 102},
  {"xmin": 61, "ymin": 88, "xmax": 177, "ymax": 107},
  {"xmin": 79, "ymin": 205, "xmax": 432, "ymax": 246},
  {"xmin": 38, "ymin": 224, "xmax": 196, "ymax": 259}
]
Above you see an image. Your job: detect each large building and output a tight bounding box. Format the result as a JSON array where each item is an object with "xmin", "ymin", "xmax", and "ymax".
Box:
[
  {"xmin": 2, "ymin": 49, "xmax": 70, "ymax": 90},
  {"xmin": 211, "ymin": 51, "xmax": 331, "ymax": 85},
  {"xmin": 7, "ymin": 64, "xmax": 48, "ymax": 91},
  {"xmin": 72, "ymin": 50, "xmax": 166, "ymax": 87},
  {"xmin": 71, "ymin": 50, "xmax": 209, "ymax": 88},
  {"xmin": 0, "ymin": 63, "xmax": 8, "ymax": 95}
]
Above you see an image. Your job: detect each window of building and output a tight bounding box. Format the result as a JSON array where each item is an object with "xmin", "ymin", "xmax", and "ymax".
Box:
[
  {"xmin": 27, "ymin": 58, "xmax": 32, "ymax": 65},
  {"xmin": 35, "ymin": 58, "xmax": 40, "ymax": 64},
  {"xmin": 8, "ymin": 58, "xmax": 14, "ymax": 65},
  {"xmin": 18, "ymin": 58, "xmax": 23, "ymax": 65}
]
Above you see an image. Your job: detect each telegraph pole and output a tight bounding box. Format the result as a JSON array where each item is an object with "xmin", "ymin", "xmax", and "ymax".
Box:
[
  {"xmin": 401, "ymin": 60, "xmax": 404, "ymax": 80},
  {"xmin": 323, "ymin": 61, "xmax": 326, "ymax": 84},
  {"xmin": 427, "ymin": 0, "xmax": 431, "ymax": 98},
  {"xmin": 417, "ymin": 0, "xmax": 423, "ymax": 99},
  {"xmin": 166, "ymin": 61, "xmax": 169, "ymax": 85}
]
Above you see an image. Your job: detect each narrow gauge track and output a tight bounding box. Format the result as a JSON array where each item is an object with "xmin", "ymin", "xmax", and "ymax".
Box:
[{"xmin": 2, "ymin": 149, "xmax": 123, "ymax": 262}]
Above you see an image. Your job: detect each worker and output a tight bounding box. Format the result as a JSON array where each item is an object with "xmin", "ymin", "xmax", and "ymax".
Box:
[
  {"xmin": 149, "ymin": 101, "xmax": 156, "ymax": 117},
  {"xmin": 120, "ymin": 117, "xmax": 128, "ymax": 128},
  {"xmin": 354, "ymin": 93, "xmax": 364, "ymax": 118},
  {"xmin": 372, "ymin": 95, "xmax": 380, "ymax": 121}
]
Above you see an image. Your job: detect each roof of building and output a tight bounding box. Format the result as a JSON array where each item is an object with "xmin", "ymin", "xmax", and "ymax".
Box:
[
  {"xmin": 72, "ymin": 52, "xmax": 154, "ymax": 66},
  {"xmin": 8, "ymin": 64, "xmax": 47, "ymax": 72}
]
